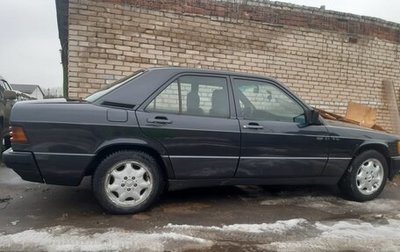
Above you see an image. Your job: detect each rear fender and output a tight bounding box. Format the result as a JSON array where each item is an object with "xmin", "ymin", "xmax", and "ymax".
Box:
[{"xmin": 88, "ymin": 138, "xmax": 175, "ymax": 179}]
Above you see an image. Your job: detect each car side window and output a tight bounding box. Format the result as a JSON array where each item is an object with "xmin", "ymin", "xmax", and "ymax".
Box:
[
  {"xmin": 233, "ymin": 79, "xmax": 305, "ymax": 123},
  {"xmin": 146, "ymin": 75, "xmax": 230, "ymax": 118},
  {"xmin": 0, "ymin": 81, "xmax": 6, "ymax": 91},
  {"xmin": 0, "ymin": 81, "xmax": 6, "ymax": 98},
  {"xmin": 3, "ymin": 81, "xmax": 12, "ymax": 91}
]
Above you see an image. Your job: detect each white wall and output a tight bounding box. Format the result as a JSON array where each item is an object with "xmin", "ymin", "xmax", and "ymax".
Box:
[{"xmin": 30, "ymin": 87, "xmax": 44, "ymax": 100}]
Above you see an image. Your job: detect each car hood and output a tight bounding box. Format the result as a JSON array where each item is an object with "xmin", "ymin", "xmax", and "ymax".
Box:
[
  {"xmin": 324, "ymin": 119, "xmax": 398, "ymax": 140},
  {"xmin": 325, "ymin": 119, "xmax": 374, "ymax": 130}
]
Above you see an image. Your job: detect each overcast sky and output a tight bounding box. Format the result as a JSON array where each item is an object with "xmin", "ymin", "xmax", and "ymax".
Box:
[
  {"xmin": 0, "ymin": 0, "xmax": 62, "ymax": 89},
  {"xmin": 0, "ymin": 0, "xmax": 399, "ymax": 89}
]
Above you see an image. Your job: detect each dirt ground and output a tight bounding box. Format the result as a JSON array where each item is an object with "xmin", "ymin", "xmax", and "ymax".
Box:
[{"xmin": 1, "ymin": 165, "xmax": 400, "ymax": 251}]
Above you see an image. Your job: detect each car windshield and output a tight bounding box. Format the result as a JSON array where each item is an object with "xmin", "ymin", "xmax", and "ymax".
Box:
[{"xmin": 85, "ymin": 70, "xmax": 144, "ymax": 102}]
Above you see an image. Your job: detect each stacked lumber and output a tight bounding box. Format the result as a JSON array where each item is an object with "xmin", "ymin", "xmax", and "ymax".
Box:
[
  {"xmin": 317, "ymin": 79, "xmax": 400, "ymax": 134},
  {"xmin": 318, "ymin": 108, "xmax": 359, "ymax": 124},
  {"xmin": 345, "ymin": 101, "xmax": 376, "ymax": 128},
  {"xmin": 317, "ymin": 101, "xmax": 386, "ymax": 132}
]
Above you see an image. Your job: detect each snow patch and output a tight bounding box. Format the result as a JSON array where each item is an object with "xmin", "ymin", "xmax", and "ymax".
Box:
[
  {"xmin": 265, "ymin": 219, "xmax": 400, "ymax": 251},
  {"xmin": 316, "ymin": 219, "xmax": 400, "ymax": 240},
  {"xmin": 0, "ymin": 226, "xmax": 213, "ymax": 252},
  {"xmin": 166, "ymin": 218, "xmax": 307, "ymax": 234},
  {"xmin": 3, "ymin": 218, "xmax": 400, "ymax": 251},
  {"xmin": 166, "ymin": 217, "xmax": 400, "ymax": 251}
]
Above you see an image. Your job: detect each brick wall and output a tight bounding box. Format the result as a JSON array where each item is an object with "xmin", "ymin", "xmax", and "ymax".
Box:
[{"xmin": 66, "ymin": 0, "xmax": 400, "ymax": 132}]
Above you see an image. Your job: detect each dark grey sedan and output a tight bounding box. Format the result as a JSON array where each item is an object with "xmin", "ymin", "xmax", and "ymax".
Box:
[{"xmin": 3, "ymin": 67, "xmax": 400, "ymax": 214}]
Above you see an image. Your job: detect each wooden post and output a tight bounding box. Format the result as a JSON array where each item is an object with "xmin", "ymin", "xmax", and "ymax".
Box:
[{"xmin": 383, "ymin": 79, "xmax": 400, "ymax": 135}]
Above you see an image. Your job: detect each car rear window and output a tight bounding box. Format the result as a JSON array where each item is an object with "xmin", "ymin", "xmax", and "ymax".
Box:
[{"xmin": 85, "ymin": 71, "xmax": 144, "ymax": 103}]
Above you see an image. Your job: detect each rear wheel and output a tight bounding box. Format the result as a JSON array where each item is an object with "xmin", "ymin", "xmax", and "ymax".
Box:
[
  {"xmin": 92, "ymin": 151, "xmax": 164, "ymax": 214},
  {"xmin": 339, "ymin": 150, "xmax": 387, "ymax": 201}
]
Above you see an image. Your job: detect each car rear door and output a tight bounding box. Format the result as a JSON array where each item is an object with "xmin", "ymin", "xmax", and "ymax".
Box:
[
  {"xmin": 232, "ymin": 77, "xmax": 330, "ymax": 178},
  {"xmin": 136, "ymin": 74, "xmax": 240, "ymax": 179}
]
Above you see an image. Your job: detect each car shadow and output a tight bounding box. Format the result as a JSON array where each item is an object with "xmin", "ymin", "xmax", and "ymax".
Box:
[{"xmin": 162, "ymin": 184, "xmax": 341, "ymax": 202}]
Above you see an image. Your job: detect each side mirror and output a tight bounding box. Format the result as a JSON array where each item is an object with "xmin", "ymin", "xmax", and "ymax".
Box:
[
  {"xmin": 4, "ymin": 90, "xmax": 17, "ymax": 100},
  {"xmin": 306, "ymin": 109, "xmax": 321, "ymax": 125}
]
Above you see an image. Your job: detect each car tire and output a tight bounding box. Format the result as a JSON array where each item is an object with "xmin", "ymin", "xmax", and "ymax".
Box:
[
  {"xmin": 92, "ymin": 150, "xmax": 164, "ymax": 214},
  {"xmin": 339, "ymin": 150, "xmax": 388, "ymax": 202}
]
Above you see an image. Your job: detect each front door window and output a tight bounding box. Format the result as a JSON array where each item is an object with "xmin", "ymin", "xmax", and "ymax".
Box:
[{"xmin": 234, "ymin": 79, "xmax": 305, "ymax": 124}]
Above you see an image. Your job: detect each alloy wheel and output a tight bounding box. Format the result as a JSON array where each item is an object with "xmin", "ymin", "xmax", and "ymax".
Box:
[{"xmin": 105, "ymin": 160, "xmax": 153, "ymax": 207}]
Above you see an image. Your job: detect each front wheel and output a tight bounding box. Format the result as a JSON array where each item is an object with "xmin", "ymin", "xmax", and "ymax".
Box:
[
  {"xmin": 92, "ymin": 151, "xmax": 164, "ymax": 214},
  {"xmin": 339, "ymin": 150, "xmax": 388, "ymax": 201}
]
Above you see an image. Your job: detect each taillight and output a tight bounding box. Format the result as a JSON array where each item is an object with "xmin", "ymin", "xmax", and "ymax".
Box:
[{"xmin": 10, "ymin": 126, "xmax": 28, "ymax": 144}]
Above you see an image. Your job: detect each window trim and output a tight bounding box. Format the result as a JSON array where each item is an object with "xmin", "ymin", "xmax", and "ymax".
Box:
[
  {"xmin": 3, "ymin": 80, "xmax": 12, "ymax": 91},
  {"xmin": 231, "ymin": 77, "xmax": 307, "ymax": 123},
  {"xmin": 140, "ymin": 73, "xmax": 234, "ymax": 119}
]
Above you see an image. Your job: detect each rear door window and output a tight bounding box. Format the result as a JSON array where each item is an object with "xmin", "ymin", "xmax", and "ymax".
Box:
[{"xmin": 146, "ymin": 75, "xmax": 230, "ymax": 118}]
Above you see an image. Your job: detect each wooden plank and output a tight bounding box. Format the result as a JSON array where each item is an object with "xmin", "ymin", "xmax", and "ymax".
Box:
[
  {"xmin": 318, "ymin": 107, "xmax": 386, "ymax": 132},
  {"xmin": 319, "ymin": 111, "xmax": 336, "ymax": 120},
  {"xmin": 372, "ymin": 124, "xmax": 387, "ymax": 132},
  {"xmin": 345, "ymin": 101, "xmax": 377, "ymax": 128},
  {"xmin": 383, "ymin": 79, "xmax": 400, "ymax": 135},
  {"xmin": 318, "ymin": 108, "xmax": 359, "ymax": 124}
]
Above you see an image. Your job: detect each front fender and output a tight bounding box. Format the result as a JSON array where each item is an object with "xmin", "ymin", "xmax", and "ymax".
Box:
[
  {"xmin": 351, "ymin": 141, "xmax": 390, "ymax": 158},
  {"xmin": 350, "ymin": 141, "xmax": 400, "ymax": 179}
]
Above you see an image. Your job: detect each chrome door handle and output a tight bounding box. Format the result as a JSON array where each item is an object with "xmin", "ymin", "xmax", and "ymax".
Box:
[
  {"xmin": 243, "ymin": 123, "xmax": 263, "ymax": 129},
  {"xmin": 147, "ymin": 116, "xmax": 172, "ymax": 124}
]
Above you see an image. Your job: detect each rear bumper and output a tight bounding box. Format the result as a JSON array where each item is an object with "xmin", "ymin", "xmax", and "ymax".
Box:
[
  {"xmin": 390, "ymin": 156, "xmax": 400, "ymax": 180},
  {"xmin": 3, "ymin": 148, "xmax": 93, "ymax": 186},
  {"xmin": 2, "ymin": 148, "xmax": 44, "ymax": 183}
]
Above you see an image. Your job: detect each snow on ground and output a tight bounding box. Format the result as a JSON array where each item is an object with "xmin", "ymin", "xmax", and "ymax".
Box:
[
  {"xmin": 265, "ymin": 218, "xmax": 400, "ymax": 251},
  {"xmin": 166, "ymin": 218, "xmax": 307, "ymax": 234},
  {"xmin": 166, "ymin": 217, "xmax": 400, "ymax": 251},
  {"xmin": 0, "ymin": 226, "xmax": 213, "ymax": 252},
  {"xmin": 2, "ymin": 217, "xmax": 400, "ymax": 251}
]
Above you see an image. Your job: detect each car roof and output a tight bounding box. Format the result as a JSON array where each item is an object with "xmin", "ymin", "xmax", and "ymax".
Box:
[
  {"xmin": 95, "ymin": 66, "xmax": 313, "ymax": 111},
  {"xmin": 140, "ymin": 67, "xmax": 311, "ymax": 111},
  {"xmin": 145, "ymin": 67, "xmax": 277, "ymax": 81}
]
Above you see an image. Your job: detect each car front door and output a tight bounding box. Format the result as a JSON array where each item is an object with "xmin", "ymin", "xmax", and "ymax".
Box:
[
  {"xmin": 232, "ymin": 77, "xmax": 329, "ymax": 178},
  {"xmin": 136, "ymin": 74, "xmax": 240, "ymax": 179}
]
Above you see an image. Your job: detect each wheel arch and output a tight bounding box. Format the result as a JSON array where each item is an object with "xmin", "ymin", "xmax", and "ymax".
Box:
[
  {"xmin": 85, "ymin": 141, "xmax": 174, "ymax": 180},
  {"xmin": 351, "ymin": 142, "xmax": 393, "ymax": 178},
  {"xmin": 353, "ymin": 142, "xmax": 390, "ymax": 158}
]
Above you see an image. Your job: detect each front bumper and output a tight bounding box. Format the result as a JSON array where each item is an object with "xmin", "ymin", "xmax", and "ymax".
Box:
[
  {"xmin": 390, "ymin": 156, "xmax": 400, "ymax": 180},
  {"xmin": 2, "ymin": 148, "xmax": 44, "ymax": 183}
]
